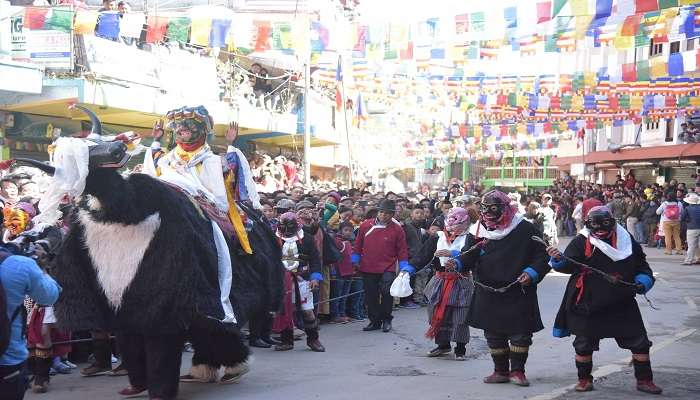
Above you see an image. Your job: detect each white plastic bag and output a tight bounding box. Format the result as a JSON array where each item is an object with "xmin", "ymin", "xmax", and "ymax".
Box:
[{"xmin": 390, "ymin": 271, "xmax": 413, "ymax": 297}]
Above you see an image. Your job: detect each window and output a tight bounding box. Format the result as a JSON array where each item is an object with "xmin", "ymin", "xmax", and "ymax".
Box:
[
  {"xmin": 649, "ymin": 39, "xmax": 664, "ymax": 57},
  {"xmin": 665, "ymin": 119, "xmax": 674, "ymax": 142},
  {"xmin": 688, "ymin": 38, "xmax": 696, "ymax": 51},
  {"xmin": 646, "ymin": 120, "xmax": 660, "ymax": 130},
  {"xmin": 670, "ymin": 41, "xmax": 680, "ymax": 54}
]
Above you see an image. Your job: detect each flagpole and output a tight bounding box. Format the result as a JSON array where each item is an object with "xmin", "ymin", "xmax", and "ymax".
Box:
[
  {"xmin": 340, "ymin": 55, "xmax": 354, "ymax": 189},
  {"xmin": 303, "ymin": 59, "xmax": 311, "ymax": 187}
]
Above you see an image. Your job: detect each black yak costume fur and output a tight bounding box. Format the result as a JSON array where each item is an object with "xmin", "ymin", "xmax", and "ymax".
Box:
[{"xmin": 16, "ymin": 106, "xmax": 282, "ymax": 398}]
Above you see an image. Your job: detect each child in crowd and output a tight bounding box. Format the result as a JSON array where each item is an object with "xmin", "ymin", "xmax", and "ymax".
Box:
[{"xmin": 330, "ymin": 222, "xmax": 356, "ymax": 324}]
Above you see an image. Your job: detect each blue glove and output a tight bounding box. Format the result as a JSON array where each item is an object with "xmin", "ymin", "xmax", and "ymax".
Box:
[
  {"xmin": 399, "ymin": 261, "xmax": 415, "ymax": 275},
  {"xmin": 634, "ymin": 274, "xmax": 654, "ymax": 294}
]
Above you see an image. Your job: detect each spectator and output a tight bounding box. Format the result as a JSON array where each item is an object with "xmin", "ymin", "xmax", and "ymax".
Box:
[
  {"xmin": 0, "ymin": 179, "xmax": 19, "ymax": 207},
  {"xmin": 0, "ymin": 245, "xmax": 61, "ymax": 399},
  {"xmin": 624, "ymin": 193, "xmax": 642, "ymax": 242},
  {"xmin": 656, "ymin": 192, "xmax": 684, "ymax": 255},
  {"xmin": 682, "ymin": 193, "xmax": 700, "ymax": 265},
  {"xmin": 641, "ymin": 196, "xmax": 660, "ymax": 247},
  {"xmin": 329, "ymin": 222, "xmax": 355, "ymax": 324},
  {"xmin": 541, "ymin": 194, "xmax": 558, "ymax": 244}
]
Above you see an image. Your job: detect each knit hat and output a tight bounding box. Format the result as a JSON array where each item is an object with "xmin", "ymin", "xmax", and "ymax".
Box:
[
  {"xmin": 295, "ymin": 200, "xmax": 314, "ymax": 211},
  {"xmin": 377, "ymin": 199, "xmax": 396, "ymax": 213}
]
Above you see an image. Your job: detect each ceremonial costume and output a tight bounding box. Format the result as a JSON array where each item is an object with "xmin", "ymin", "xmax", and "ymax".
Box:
[
  {"xmin": 550, "ymin": 206, "xmax": 662, "ymax": 394},
  {"xmin": 458, "ymin": 190, "xmax": 550, "ymax": 386},
  {"xmin": 273, "ymin": 212, "xmax": 325, "ymax": 352},
  {"xmin": 411, "ymin": 208, "xmax": 474, "ymax": 360}
]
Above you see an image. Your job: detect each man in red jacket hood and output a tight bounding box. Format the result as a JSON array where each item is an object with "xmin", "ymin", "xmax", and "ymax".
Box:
[{"xmin": 353, "ymin": 199, "xmax": 413, "ymax": 333}]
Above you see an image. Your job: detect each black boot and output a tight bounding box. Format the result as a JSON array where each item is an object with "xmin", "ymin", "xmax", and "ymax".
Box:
[
  {"xmin": 32, "ymin": 348, "xmax": 52, "ymax": 393},
  {"xmin": 633, "ymin": 358, "xmax": 662, "ymax": 394},
  {"xmin": 454, "ymin": 342, "xmax": 467, "ymax": 361},
  {"xmin": 363, "ymin": 321, "xmax": 382, "ymax": 331},
  {"xmin": 274, "ymin": 329, "xmax": 294, "ymax": 351},
  {"xmin": 484, "ymin": 347, "xmax": 510, "ymax": 383},
  {"xmin": 575, "ymin": 360, "xmax": 594, "ymax": 392},
  {"xmin": 304, "ymin": 319, "xmax": 325, "ymax": 352},
  {"xmin": 509, "ymin": 345, "xmax": 530, "ymax": 386}
]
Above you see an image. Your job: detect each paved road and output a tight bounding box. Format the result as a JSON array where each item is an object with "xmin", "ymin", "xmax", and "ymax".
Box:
[{"xmin": 28, "ymin": 238, "xmax": 700, "ymax": 400}]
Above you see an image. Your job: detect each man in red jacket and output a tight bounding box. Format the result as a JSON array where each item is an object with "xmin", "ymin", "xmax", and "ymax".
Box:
[{"xmin": 353, "ymin": 199, "xmax": 413, "ymax": 333}]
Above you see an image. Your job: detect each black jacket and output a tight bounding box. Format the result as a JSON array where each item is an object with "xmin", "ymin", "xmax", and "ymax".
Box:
[
  {"xmin": 552, "ymin": 235, "xmax": 653, "ymax": 338},
  {"xmin": 458, "ymin": 220, "xmax": 550, "ymax": 334}
]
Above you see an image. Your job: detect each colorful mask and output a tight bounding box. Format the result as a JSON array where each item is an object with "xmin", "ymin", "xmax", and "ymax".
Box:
[
  {"xmin": 445, "ymin": 207, "xmax": 470, "ymax": 234},
  {"xmin": 165, "ymin": 106, "xmax": 213, "ymax": 151},
  {"xmin": 3, "ymin": 202, "xmax": 35, "ymax": 236}
]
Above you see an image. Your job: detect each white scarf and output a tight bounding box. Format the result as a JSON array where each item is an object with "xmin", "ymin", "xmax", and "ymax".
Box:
[
  {"xmin": 579, "ymin": 224, "xmax": 633, "ymax": 261},
  {"xmin": 436, "ymin": 231, "xmax": 467, "ymax": 266},
  {"xmin": 469, "ymin": 214, "xmax": 523, "ymax": 241},
  {"xmin": 277, "ymin": 230, "xmax": 304, "ymax": 271}
]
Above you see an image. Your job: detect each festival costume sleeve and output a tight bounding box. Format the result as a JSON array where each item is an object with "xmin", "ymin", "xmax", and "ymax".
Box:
[
  {"xmin": 224, "ymin": 172, "xmax": 253, "ymax": 254},
  {"xmin": 305, "ymin": 235, "xmax": 323, "ymax": 281},
  {"xmin": 409, "ymin": 236, "xmax": 438, "ymax": 272},
  {"xmin": 525, "ymin": 225, "xmax": 551, "ymax": 283}
]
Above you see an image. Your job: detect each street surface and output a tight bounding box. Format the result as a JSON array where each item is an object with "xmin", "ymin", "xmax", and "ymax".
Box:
[{"xmin": 29, "ymin": 238, "xmax": 700, "ymax": 400}]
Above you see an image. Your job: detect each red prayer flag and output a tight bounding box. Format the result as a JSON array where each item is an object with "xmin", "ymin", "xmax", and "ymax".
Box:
[
  {"xmin": 24, "ymin": 7, "xmax": 49, "ymax": 30},
  {"xmin": 500, "ymin": 124, "xmax": 508, "ymax": 137},
  {"xmin": 621, "ymin": 14, "xmax": 642, "ymax": 36},
  {"xmin": 609, "ymin": 95, "xmax": 619, "ymax": 110},
  {"xmin": 622, "ymin": 63, "xmax": 637, "ymax": 82},
  {"xmin": 254, "ymin": 22, "xmax": 271, "ymax": 51},
  {"xmin": 537, "ymin": 2, "xmax": 552, "ymax": 24},
  {"xmin": 146, "ymin": 16, "xmax": 169, "ymax": 43},
  {"xmin": 635, "ymin": 0, "xmax": 659, "ymax": 13}
]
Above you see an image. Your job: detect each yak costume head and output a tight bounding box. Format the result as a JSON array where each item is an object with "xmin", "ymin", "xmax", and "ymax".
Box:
[
  {"xmin": 164, "ymin": 106, "xmax": 214, "ymax": 152},
  {"xmin": 3, "ymin": 201, "xmax": 35, "ymax": 236},
  {"xmin": 480, "ymin": 190, "xmax": 516, "ymax": 230}
]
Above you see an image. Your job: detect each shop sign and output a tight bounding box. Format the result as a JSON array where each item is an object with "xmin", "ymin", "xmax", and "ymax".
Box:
[
  {"xmin": 10, "ymin": 15, "xmax": 28, "ymax": 62},
  {"xmin": 82, "ymin": 35, "xmax": 159, "ymax": 87},
  {"xmin": 26, "ymin": 30, "xmax": 71, "ymax": 69}
]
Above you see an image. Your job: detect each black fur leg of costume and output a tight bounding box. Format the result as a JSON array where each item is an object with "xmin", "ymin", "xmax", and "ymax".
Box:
[
  {"xmin": 576, "ymin": 360, "xmax": 593, "ymax": 380},
  {"xmin": 121, "ymin": 332, "xmax": 184, "ymax": 400},
  {"xmin": 633, "ymin": 359, "xmax": 653, "ymax": 381},
  {"xmin": 189, "ymin": 316, "xmax": 249, "ymax": 369},
  {"xmin": 509, "ymin": 345, "xmax": 529, "ymax": 372}
]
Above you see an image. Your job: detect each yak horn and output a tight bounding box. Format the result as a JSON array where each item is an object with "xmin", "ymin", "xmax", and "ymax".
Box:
[
  {"xmin": 70, "ymin": 104, "xmax": 102, "ymax": 139},
  {"xmin": 13, "ymin": 158, "xmax": 56, "ymax": 176}
]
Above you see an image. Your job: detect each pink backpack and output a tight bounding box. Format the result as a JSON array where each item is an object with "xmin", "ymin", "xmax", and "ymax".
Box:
[{"xmin": 664, "ymin": 202, "xmax": 680, "ymax": 220}]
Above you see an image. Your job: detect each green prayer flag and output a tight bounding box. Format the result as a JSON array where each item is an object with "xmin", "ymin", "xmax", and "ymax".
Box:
[
  {"xmin": 470, "ymin": 12, "xmax": 485, "ymax": 32},
  {"xmin": 619, "ymin": 94, "xmax": 630, "ymax": 109},
  {"xmin": 466, "ymin": 41, "xmax": 478, "ymax": 59},
  {"xmin": 272, "ymin": 22, "xmax": 292, "ymax": 50},
  {"xmin": 552, "ymin": 0, "xmax": 568, "ymax": 17},
  {"xmin": 677, "ymin": 95, "xmax": 689, "ymax": 107},
  {"xmin": 507, "ymin": 92, "xmax": 517, "ymax": 107},
  {"xmin": 46, "ymin": 8, "xmax": 73, "ymax": 33},
  {"xmin": 561, "ymin": 95, "xmax": 572, "ymax": 110},
  {"xmin": 658, "ymin": 0, "xmax": 679, "ymax": 9},
  {"xmin": 544, "ymin": 35, "xmax": 558, "ymax": 52},
  {"xmin": 384, "ymin": 48, "xmax": 397, "ymax": 60},
  {"xmin": 636, "ymin": 60, "xmax": 650, "ymax": 81},
  {"xmin": 572, "ymin": 73, "xmax": 584, "ymax": 92},
  {"xmin": 167, "ymin": 17, "xmax": 190, "ymax": 43}
]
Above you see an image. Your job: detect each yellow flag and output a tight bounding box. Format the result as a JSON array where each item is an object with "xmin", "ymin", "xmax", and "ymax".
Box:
[
  {"xmin": 190, "ymin": 18, "xmax": 212, "ymax": 47},
  {"xmin": 74, "ymin": 10, "xmax": 98, "ymax": 35},
  {"xmin": 650, "ymin": 58, "xmax": 667, "ymax": 79},
  {"xmin": 630, "ymin": 95, "xmax": 644, "ymax": 110},
  {"xmin": 574, "ymin": 16, "xmax": 593, "ymax": 40},
  {"xmin": 613, "ymin": 36, "xmax": 633, "ymax": 50},
  {"xmin": 583, "ymin": 72, "xmax": 596, "ymax": 88},
  {"xmin": 690, "ymin": 96, "xmax": 700, "ymax": 107},
  {"xmin": 570, "ymin": 0, "xmax": 588, "ymax": 16}
]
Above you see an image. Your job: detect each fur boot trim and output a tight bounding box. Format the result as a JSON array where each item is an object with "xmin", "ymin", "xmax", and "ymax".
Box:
[{"xmin": 188, "ymin": 364, "xmax": 219, "ymax": 383}]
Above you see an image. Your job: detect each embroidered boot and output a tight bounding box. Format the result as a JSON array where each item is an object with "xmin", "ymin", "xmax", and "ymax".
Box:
[
  {"xmin": 575, "ymin": 360, "xmax": 594, "ymax": 392},
  {"xmin": 483, "ymin": 347, "xmax": 510, "ymax": 383},
  {"xmin": 304, "ymin": 319, "xmax": 325, "ymax": 352},
  {"xmin": 509, "ymin": 345, "xmax": 530, "ymax": 386},
  {"xmin": 633, "ymin": 358, "xmax": 662, "ymax": 395}
]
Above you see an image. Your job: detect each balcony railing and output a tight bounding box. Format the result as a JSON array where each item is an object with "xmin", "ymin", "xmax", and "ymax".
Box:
[{"xmin": 483, "ymin": 166, "xmax": 560, "ymax": 180}]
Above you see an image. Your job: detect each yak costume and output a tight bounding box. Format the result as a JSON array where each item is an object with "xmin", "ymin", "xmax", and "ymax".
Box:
[
  {"xmin": 410, "ymin": 207, "xmax": 474, "ymax": 361},
  {"xmin": 18, "ymin": 106, "xmax": 270, "ymax": 400},
  {"xmin": 458, "ymin": 190, "xmax": 550, "ymax": 387},
  {"xmin": 549, "ymin": 206, "xmax": 662, "ymax": 394}
]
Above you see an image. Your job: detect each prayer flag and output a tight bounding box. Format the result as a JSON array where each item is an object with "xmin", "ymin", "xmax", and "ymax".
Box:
[
  {"xmin": 636, "ymin": 60, "xmax": 650, "ymax": 80},
  {"xmin": 622, "ymin": 63, "xmax": 637, "ymax": 82},
  {"xmin": 455, "ymin": 14, "xmax": 469, "ymax": 34},
  {"xmin": 46, "ymin": 8, "xmax": 73, "ymax": 33},
  {"xmin": 650, "ymin": 57, "xmax": 667, "ymax": 78},
  {"xmin": 74, "ymin": 11, "xmax": 98, "ymax": 35},
  {"xmin": 668, "ymin": 52, "xmax": 684, "ymax": 76},
  {"xmin": 210, "ymin": 19, "xmax": 231, "ymax": 48},
  {"xmin": 146, "ymin": 16, "xmax": 168, "ymax": 44},
  {"xmin": 504, "ymin": 7, "xmax": 517, "ymax": 29},
  {"xmin": 595, "ymin": 0, "xmax": 613, "ymax": 19},
  {"xmin": 167, "ymin": 17, "xmax": 190, "ymax": 43},
  {"xmin": 658, "ymin": 0, "xmax": 678, "ymax": 8},
  {"xmin": 24, "ymin": 7, "xmax": 49, "ymax": 29},
  {"xmin": 120, "ymin": 12, "xmax": 145, "ymax": 39},
  {"xmin": 635, "ymin": 0, "xmax": 659, "ymax": 13},
  {"xmin": 252, "ymin": 21, "xmax": 271, "ymax": 51},
  {"xmin": 190, "ymin": 18, "xmax": 212, "ymax": 47},
  {"xmin": 552, "ymin": 0, "xmax": 568, "ymax": 17},
  {"xmin": 570, "ymin": 0, "xmax": 588, "ymax": 16},
  {"xmin": 621, "ymin": 14, "xmax": 642, "ymax": 36},
  {"xmin": 470, "ymin": 12, "xmax": 485, "ymax": 32},
  {"xmin": 537, "ymin": 2, "xmax": 552, "ymax": 24},
  {"xmin": 96, "ymin": 12, "xmax": 120, "ymax": 40}
]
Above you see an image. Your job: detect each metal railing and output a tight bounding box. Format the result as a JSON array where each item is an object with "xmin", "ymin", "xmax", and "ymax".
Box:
[{"xmin": 483, "ymin": 166, "xmax": 560, "ymax": 180}]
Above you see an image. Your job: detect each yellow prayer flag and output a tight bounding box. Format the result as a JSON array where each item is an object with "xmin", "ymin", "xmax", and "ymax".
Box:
[
  {"xmin": 190, "ymin": 17, "xmax": 212, "ymax": 47},
  {"xmin": 583, "ymin": 72, "xmax": 596, "ymax": 88},
  {"xmin": 558, "ymin": 121, "xmax": 568, "ymax": 131},
  {"xmin": 572, "ymin": 95, "xmax": 583, "ymax": 111},
  {"xmin": 474, "ymin": 125, "xmax": 482, "ymax": 138},
  {"xmin": 574, "ymin": 16, "xmax": 593, "ymax": 40},
  {"xmin": 74, "ymin": 10, "xmax": 98, "ymax": 35},
  {"xmin": 650, "ymin": 58, "xmax": 667, "ymax": 78},
  {"xmin": 613, "ymin": 36, "xmax": 634, "ymax": 50},
  {"xmin": 517, "ymin": 124, "xmax": 526, "ymax": 134},
  {"xmin": 630, "ymin": 95, "xmax": 644, "ymax": 110},
  {"xmin": 690, "ymin": 96, "xmax": 700, "ymax": 107},
  {"xmin": 570, "ymin": 0, "xmax": 588, "ymax": 16},
  {"xmin": 680, "ymin": 0, "xmax": 696, "ymax": 5}
]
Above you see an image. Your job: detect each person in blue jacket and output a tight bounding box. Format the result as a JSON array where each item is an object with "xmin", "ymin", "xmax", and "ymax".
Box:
[
  {"xmin": 1, "ymin": 246, "xmax": 61, "ymax": 400},
  {"xmin": 547, "ymin": 206, "xmax": 661, "ymax": 395}
]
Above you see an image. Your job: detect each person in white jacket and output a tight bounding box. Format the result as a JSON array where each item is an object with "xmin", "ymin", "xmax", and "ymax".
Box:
[{"xmin": 656, "ymin": 192, "xmax": 684, "ymax": 255}]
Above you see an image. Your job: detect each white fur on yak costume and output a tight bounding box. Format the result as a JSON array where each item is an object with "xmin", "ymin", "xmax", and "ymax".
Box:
[{"xmin": 18, "ymin": 106, "xmax": 284, "ymax": 400}]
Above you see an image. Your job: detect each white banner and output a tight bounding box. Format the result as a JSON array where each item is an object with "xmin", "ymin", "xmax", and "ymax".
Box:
[{"xmin": 26, "ymin": 30, "xmax": 71, "ymax": 69}]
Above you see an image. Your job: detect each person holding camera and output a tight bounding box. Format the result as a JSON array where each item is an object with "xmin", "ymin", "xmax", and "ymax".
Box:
[{"xmin": 1, "ymin": 234, "xmax": 61, "ymax": 399}]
